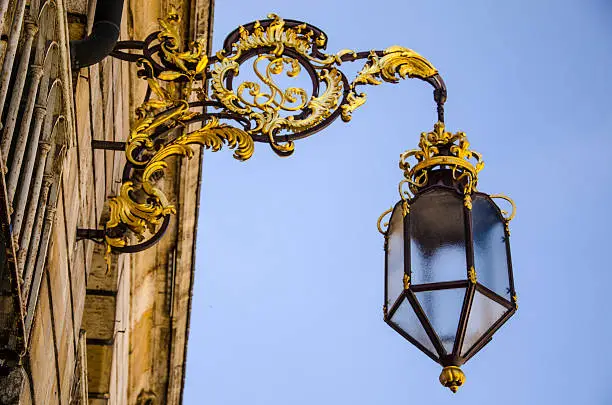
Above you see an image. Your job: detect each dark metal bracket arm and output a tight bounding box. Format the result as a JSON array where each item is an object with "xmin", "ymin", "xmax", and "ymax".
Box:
[
  {"xmin": 91, "ymin": 140, "xmax": 126, "ymax": 151},
  {"xmin": 78, "ymin": 9, "xmax": 448, "ymax": 265},
  {"xmin": 76, "ymin": 228, "xmax": 105, "ymax": 241}
]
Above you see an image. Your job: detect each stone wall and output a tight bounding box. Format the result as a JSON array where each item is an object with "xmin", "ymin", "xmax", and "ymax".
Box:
[{"xmin": 0, "ymin": 0, "xmax": 212, "ymax": 403}]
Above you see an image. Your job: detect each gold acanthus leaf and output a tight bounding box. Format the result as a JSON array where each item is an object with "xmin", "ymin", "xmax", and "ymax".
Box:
[
  {"xmin": 210, "ymin": 59, "xmax": 253, "ymax": 116},
  {"xmin": 342, "ymin": 46, "xmax": 438, "ymax": 121},
  {"xmin": 133, "ymin": 119, "xmax": 253, "ymax": 213},
  {"xmin": 148, "ymin": 117, "xmax": 255, "ymax": 166},
  {"xmin": 341, "ymin": 91, "xmax": 366, "ymax": 122},
  {"xmin": 105, "ymin": 118, "xmax": 255, "ymax": 251},
  {"xmin": 219, "ymin": 14, "xmax": 352, "ymax": 67},
  {"xmin": 353, "ymin": 46, "xmax": 438, "ymax": 86},
  {"xmin": 156, "ymin": 8, "xmax": 208, "ymax": 78},
  {"xmin": 106, "ymin": 181, "xmax": 174, "ymax": 236},
  {"xmin": 104, "ymin": 11, "xmax": 256, "ymax": 255}
]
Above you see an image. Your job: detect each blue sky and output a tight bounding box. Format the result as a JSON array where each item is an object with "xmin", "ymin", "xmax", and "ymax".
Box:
[{"xmin": 184, "ymin": 1, "xmax": 612, "ymax": 403}]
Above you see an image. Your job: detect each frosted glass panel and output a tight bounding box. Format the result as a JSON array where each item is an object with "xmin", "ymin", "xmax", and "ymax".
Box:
[
  {"xmin": 461, "ymin": 290, "xmax": 508, "ymax": 356},
  {"xmin": 410, "ymin": 189, "xmax": 467, "ymax": 284},
  {"xmin": 386, "ymin": 203, "xmax": 405, "ymax": 309},
  {"xmin": 472, "ymin": 195, "xmax": 510, "ymax": 300},
  {"xmin": 415, "ymin": 288, "xmax": 465, "ymax": 354},
  {"xmin": 390, "ymin": 297, "xmax": 437, "ymax": 356}
]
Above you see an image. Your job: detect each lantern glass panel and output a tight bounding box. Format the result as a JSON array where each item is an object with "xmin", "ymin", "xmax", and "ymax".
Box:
[
  {"xmin": 386, "ymin": 203, "xmax": 405, "ymax": 310},
  {"xmin": 415, "ymin": 288, "xmax": 466, "ymax": 354},
  {"xmin": 410, "ymin": 189, "xmax": 467, "ymax": 285},
  {"xmin": 390, "ymin": 296, "xmax": 437, "ymax": 357},
  {"xmin": 461, "ymin": 290, "xmax": 509, "ymax": 356},
  {"xmin": 472, "ymin": 195, "xmax": 511, "ymax": 300}
]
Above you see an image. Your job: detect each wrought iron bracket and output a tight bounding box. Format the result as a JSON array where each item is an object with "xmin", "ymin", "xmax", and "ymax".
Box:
[
  {"xmin": 91, "ymin": 140, "xmax": 126, "ymax": 151},
  {"xmin": 83, "ymin": 9, "xmax": 448, "ymax": 264},
  {"xmin": 76, "ymin": 228, "xmax": 105, "ymax": 242}
]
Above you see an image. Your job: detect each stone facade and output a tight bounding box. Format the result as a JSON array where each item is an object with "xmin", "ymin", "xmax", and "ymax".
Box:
[{"xmin": 0, "ymin": 0, "xmax": 212, "ymax": 403}]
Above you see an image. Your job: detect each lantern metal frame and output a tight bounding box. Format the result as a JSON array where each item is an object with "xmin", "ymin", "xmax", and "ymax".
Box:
[{"xmin": 384, "ymin": 187, "xmax": 517, "ymax": 359}]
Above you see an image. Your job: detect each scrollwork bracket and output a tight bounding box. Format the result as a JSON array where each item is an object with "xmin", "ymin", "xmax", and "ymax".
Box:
[{"xmin": 81, "ymin": 10, "xmax": 446, "ymax": 264}]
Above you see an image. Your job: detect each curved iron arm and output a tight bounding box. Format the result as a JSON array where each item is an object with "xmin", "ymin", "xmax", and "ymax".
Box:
[
  {"xmin": 79, "ymin": 10, "xmax": 448, "ymax": 264},
  {"xmin": 110, "ymin": 215, "xmax": 171, "ymax": 253}
]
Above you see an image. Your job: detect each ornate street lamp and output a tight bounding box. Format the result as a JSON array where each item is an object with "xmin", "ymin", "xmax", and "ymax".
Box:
[
  {"xmin": 77, "ymin": 10, "xmax": 517, "ymax": 392},
  {"xmin": 378, "ymin": 122, "xmax": 517, "ymax": 392}
]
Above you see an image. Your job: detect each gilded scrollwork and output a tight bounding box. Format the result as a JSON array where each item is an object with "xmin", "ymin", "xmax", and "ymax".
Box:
[
  {"xmin": 94, "ymin": 11, "xmax": 446, "ymax": 258},
  {"xmin": 489, "ymin": 194, "xmax": 517, "ymax": 222},
  {"xmin": 210, "ymin": 53, "xmax": 344, "ymax": 155},
  {"xmin": 105, "ymin": 116, "xmax": 253, "ymax": 253},
  {"xmin": 209, "ymin": 13, "xmax": 350, "ymax": 156},
  {"xmin": 101, "ymin": 10, "xmax": 254, "ymax": 260},
  {"xmin": 354, "ymin": 46, "xmax": 438, "ymax": 85},
  {"xmin": 376, "ymin": 207, "xmax": 393, "ymax": 235},
  {"xmin": 342, "ymin": 46, "xmax": 438, "ymax": 122},
  {"xmin": 217, "ymin": 14, "xmax": 341, "ymax": 66},
  {"xmin": 210, "ymin": 14, "xmax": 443, "ymax": 155}
]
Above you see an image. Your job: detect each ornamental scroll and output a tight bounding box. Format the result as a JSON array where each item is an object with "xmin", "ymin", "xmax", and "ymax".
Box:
[{"xmin": 92, "ymin": 9, "xmax": 446, "ymax": 260}]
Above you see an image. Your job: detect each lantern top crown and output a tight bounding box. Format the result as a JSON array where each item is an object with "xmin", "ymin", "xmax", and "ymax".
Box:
[{"xmin": 399, "ymin": 122, "xmax": 484, "ymax": 195}]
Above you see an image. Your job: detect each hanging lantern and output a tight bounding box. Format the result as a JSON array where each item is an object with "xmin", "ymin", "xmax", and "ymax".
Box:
[{"xmin": 378, "ymin": 122, "xmax": 517, "ymax": 393}]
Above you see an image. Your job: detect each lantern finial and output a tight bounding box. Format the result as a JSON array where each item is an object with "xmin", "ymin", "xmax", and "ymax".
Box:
[{"xmin": 439, "ymin": 366, "xmax": 466, "ymax": 393}]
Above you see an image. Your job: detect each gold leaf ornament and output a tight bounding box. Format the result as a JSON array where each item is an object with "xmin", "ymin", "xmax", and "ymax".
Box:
[
  {"xmin": 341, "ymin": 91, "xmax": 366, "ymax": 122},
  {"xmin": 158, "ymin": 71, "xmax": 186, "ymax": 81},
  {"xmin": 343, "ymin": 46, "xmax": 439, "ymax": 121},
  {"xmin": 353, "ymin": 46, "xmax": 438, "ymax": 86},
  {"xmin": 105, "ymin": 118, "xmax": 254, "ymax": 251},
  {"xmin": 195, "ymin": 53, "xmax": 208, "ymax": 74},
  {"xmin": 380, "ymin": 45, "xmax": 438, "ymax": 81}
]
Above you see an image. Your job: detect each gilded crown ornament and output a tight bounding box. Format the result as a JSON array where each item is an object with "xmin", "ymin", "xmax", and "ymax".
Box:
[{"xmin": 399, "ymin": 121, "xmax": 484, "ymax": 196}]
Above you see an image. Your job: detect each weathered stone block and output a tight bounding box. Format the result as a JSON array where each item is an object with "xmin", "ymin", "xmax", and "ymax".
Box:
[
  {"xmin": 29, "ymin": 279, "xmax": 57, "ymax": 404},
  {"xmin": 47, "ymin": 198, "xmax": 70, "ymax": 337},
  {"xmin": 71, "ymin": 244, "xmax": 87, "ymax": 340},
  {"xmin": 86, "ymin": 344, "xmax": 113, "ymax": 394},
  {"xmin": 83, "ymin": 295, "xmax": 116, "ymax": 341}
]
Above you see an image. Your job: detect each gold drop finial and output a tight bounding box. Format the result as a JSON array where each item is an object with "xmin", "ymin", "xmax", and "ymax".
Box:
[{"xmin": 439, "ymin": 366, "xmax": 466, "ymax": 393}]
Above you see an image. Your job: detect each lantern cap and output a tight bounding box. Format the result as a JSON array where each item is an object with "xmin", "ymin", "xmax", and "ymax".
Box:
[
  {"xmin": 439, "ymin": 365, "xmax": 466, "ymax": 393},
  {"xmin": 399, "ymin": 122, "xmax": 484, "ymax": 195}
]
